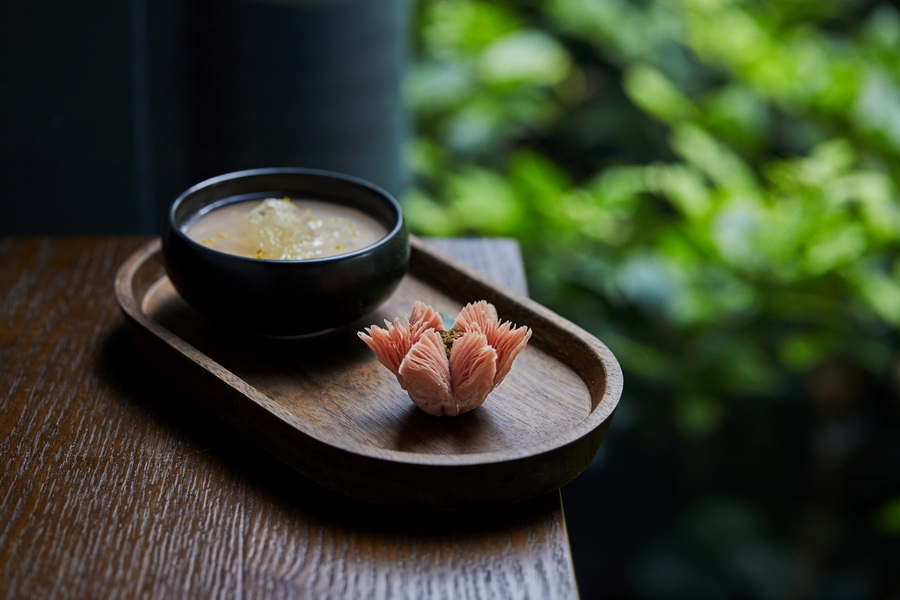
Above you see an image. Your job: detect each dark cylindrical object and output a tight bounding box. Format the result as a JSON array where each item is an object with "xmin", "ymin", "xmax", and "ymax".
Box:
[{"xmin": 187, "ymin": 0, "xmax": 409, "ymax": 197}]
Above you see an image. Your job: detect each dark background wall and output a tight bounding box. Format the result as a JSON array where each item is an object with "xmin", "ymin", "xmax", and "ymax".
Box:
[{"xmin": 0, "ymin": 0, "xmax": 409, "ymax": 235}]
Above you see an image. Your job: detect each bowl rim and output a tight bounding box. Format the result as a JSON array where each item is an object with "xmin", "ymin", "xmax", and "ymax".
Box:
[{"xmin": 168, "ymin": 167, "xmax": 406, "ymax": 264}]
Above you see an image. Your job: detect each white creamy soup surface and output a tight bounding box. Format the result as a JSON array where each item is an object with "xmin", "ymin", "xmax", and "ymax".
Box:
[{"xmin": 186, "ymin": 197, "xmax": 388, "ymax": 260}]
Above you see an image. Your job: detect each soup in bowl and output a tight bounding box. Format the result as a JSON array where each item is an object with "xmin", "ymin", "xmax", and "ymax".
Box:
[{"xmin": 162, "ymin": 168, "xmax": 409, "ymax": 337}]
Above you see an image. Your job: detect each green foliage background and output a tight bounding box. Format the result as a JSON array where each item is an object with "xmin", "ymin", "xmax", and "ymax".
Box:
[{"xmin": 406, "ymin": 0, "xmax": 900, "ymax": 597}]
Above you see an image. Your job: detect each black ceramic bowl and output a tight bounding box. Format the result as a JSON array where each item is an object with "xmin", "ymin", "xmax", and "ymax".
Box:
[{"xmin": 162, "ymin": 168, "xmax": 409, "ymax": 337}]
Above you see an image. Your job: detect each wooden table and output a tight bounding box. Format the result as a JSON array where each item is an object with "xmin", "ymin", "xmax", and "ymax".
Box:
[{"xmin": 0, "ymin": 237, "xmax": 579, "ymax": 599}]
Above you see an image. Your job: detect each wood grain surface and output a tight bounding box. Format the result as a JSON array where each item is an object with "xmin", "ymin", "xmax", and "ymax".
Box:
[{"xmin": 0, "ymin": 237, "xmax": 581, "ymax": 599}]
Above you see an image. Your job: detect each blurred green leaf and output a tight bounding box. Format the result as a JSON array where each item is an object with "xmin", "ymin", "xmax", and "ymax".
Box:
[
  {"xmin": 670, "ymin": 123, "xmax": 759, "ymax": 191},
  {"xmin": 445, "ymin": 168, "xmax": 524, "ymax": 234},
  {"xmin": 408, "ymin": 60, "xmax": 475, "ymax": 111},
  {"xmin": 479, "ymin": 29, "xmax": 572, "ymax": 87},
  {"xmin": 624, "ymin": 63, "xmax": 697, "ymax": 124},
  {"xmin": 421, "ymin": 0, "xmax": 521, "ymax": 56},
  {"xmin": 779, "ymin": 333, "xmax": 831, "ymax": 372},
  {"xmin": 848, "ymin": 266, "xmax": 900, "ymax": 328},
  {"xmin": 875, "ymin": 497, "xmax": 900, "ymax": 535},
  {"xmin": 402, "ymin": 188, "xmax": 456, "ymax": 237},
  {"xmin": 852, "ymin": 67, "xmax": 900, "ymax": 149},
  {"xmin": 675, "ymin": 392, "xmax": 725, "ymax": 439},
  {"xmin": 700, "ymin": 83, "xmax": 770, "ymax": 154}
]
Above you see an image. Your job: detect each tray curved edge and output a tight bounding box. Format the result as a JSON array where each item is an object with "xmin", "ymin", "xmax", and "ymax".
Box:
[{"xmin": 114, "ymin": 238, "xmax": 624, "ymax": 509}]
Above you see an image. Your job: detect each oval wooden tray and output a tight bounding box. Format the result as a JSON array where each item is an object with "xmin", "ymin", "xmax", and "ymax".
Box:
[{"xmin": 115, "ymin": 237, "xmax": 623, "ymax": 509}]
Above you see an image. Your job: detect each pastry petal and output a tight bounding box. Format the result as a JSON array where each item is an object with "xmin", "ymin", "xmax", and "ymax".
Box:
[
  {"xmin": 358, "ymin": 318, "xmax": 412, "ymax": 377},
  {"xmin": 398, "ymin": 329, "xmax": 455, "ymax": 416},
  {"xmin": 449, "ymin": 331, "xmax": 498, "ymax": 414}
]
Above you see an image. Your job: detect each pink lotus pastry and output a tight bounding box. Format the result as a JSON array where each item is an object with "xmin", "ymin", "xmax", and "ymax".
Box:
[{"xmin": 359, "ymin": 301, "xmax": 532, "ymax": 416}]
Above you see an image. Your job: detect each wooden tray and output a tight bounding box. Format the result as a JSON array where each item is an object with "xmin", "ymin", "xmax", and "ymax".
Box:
[{"xmin": 114, "ymin": 237, "xmax": 622, "ymax": 509}]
